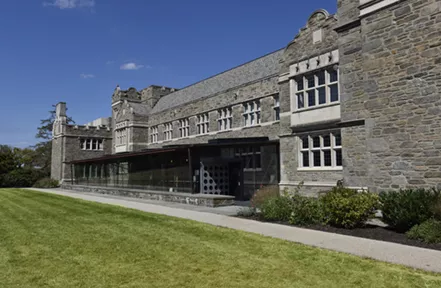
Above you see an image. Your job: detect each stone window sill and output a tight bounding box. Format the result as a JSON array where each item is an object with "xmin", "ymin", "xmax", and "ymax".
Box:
[{"xmin": 297, "ymin": 167, "xmax": 343, "ymax": 172}]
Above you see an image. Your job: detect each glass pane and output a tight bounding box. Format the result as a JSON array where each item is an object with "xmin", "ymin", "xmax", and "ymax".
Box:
[
  {"xmin": 245, "ymin": 155, "xmax": 253, "ymax": 169},
  {"xmin": 334, "ymin": 133, "xmax": 342, "ymax": 146},
  {"xmin": 323, "ymin": 135, "xmax": 331, "ymax": 147},
  {"xmin": 274, "ymin": 96, "xmax": 280, "ymax": 106},
  {"xmin": 256, "ymin": 112, "xmax": 261, "ymax": 124},
  {"xmin": 275, "ymin": 108, "xmax": 280, "ymax": 121},
  {"xmin": 308, "ymin": 90, "xmax": 315, "ymax": 107},
  {"xmin": 296, "ymin": 78, "xmax": 304, "ymax": 91},
  {"xmin": 228, "ymin": 118, "xmax": 232, "ymax": 129},
  {"xmin": 250, "ymin": 102, "xmax": 254, "ymax": 111},
  {"xmin": 318, "ymin": 87, "xmax": 326, "ymax": 104},
  {"xmin": 306, "ymin": 75, "xmax": 315, "ymax": 88},
  {"xmin": 297, "ymin": 93, "xmax": 304, "ymax": 109},
  {"xmin": 317, "ymin": 70, "xmax": 325, "ymax": 85},
  {"xmin": 329, "ymin": 69, "xmax": 338, "ymax": 82},
  {"xmin": 324, "ymin": 150, "xmax": 332, "ymax": 166},
  {"xmin": 313, "ymin": 151, "xmax": 321, "ymax": 167},
  {"xmin": 336, "ymin": 149, "xmax": 342, "ymax": 166},
  {"xmin": 244, "ymin": 115, "xmax": 248, "ymax": 126},
  {"xmin": 302, "ymin": 137, "xmax": 309, "ymax": 149},
  {"xmin": 254, "ymin": 154, "xmax": 262, "ymax": 169},
  {"xmin": 330, "ymin": 84, "xmax": 339, "ymax": 102},
  {"xmin": 313, "ymin": 136, "xmax": 321, "ymax": 148},
  {"xmin": 302, "ymin": 151, "xmax": 310, "ymax": 167}
]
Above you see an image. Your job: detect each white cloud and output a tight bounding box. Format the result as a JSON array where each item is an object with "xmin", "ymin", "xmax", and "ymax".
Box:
[
  {"xmin": 43, "ymin": 0, "xmax": 95, "ymax": 9},
  {"xmin": 106, "ymin": 60, "xmax": 115, "ymax": 65},
  {"xmin": 80, "ymin": 73, "xmax": 95, "ymax": 79},
  {"xmin": 120, "ymin": 62, "xmax": 145, "ymax": 71}
]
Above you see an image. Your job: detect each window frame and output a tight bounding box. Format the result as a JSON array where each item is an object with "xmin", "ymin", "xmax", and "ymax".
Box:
[
  {"xmin": 80, "ymin": 138, "xmax": 103, "ymax": 151},
  {"xmin": 163, "ymin": 122, "xmax": 173, "ymax": 141},
  {"xmin": 243, "ymin": 100, "xmax": 261, "ymax": 127},
  {"xmin": 150, "ymin": 126, "xmax": 159, "ymax": 143},
  {"xmin": 273, "ymin": 95, "xmax": 280, "ymax": 121},
  {"xmin": 179, "ymin": 118, "xmax": 190, "ymax": 138},
  {"xmin": 218, "ymin": 107, "xmax": 233, "ymax": 131},
  {"xmin": 294, "ymin": 67, "xmax": 339, "ymax": 111},
  {"xmin": 196, "ymin": 113, "xmax": 210, "ymax": 135},
  {"xmin": 234, "ymin": 146, "xmax": 262, "ymax": 171},
  {"xmin": 298, "ymin": 131, "xmax": 342, "ymax": 170}
]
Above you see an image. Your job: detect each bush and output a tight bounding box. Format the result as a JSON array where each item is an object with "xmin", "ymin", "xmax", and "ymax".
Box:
[
  {"xmin": 260, "ymin": 196, "xmax": 293, "ymax": 222},
  {"xmin": 406, "ymin": 219, "xmax": 441, "ymax": 244},
  {"xmin": 33, "ymin": 178, "xmax": 60, "ymax": 188},
  {"xmin": 321, "ymin": 186, "xmax": 379, "ymax": 229},
  {"xmin": 289, "ymin": 194, "xmax": 324, "ymax": 226},
  {"xmin": 379, "ymin": 188, "xmax": 441, "ymax": 233},
  {"xmin": 433, "ymin": 198, "xmax": 441, "ymax": 221},
  {"xmin": 0, "ymin": 168, "xmax": 43, "ymax": 188},
  {"xmin": 251, "ymin": 185, "xmax": 280, "ymax": 210}
]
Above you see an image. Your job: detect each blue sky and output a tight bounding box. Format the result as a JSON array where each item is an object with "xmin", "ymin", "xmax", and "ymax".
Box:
[{"xmin": 0, "ymin": 0, "xmax": 336, "ymax": 148}]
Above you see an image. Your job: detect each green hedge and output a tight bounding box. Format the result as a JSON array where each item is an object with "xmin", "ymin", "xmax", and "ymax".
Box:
[
  {"xmin": 321, "ymin": 186, "xmax": 379, "ymax": 229},
  {"xmin": 379, "ymin": 188, "xmax": 441, "ymax": 233},
  {"xmin": 289, "ymin": 194, "xmax": 324, "ymax": 226},
  {"xmin": 33, "ymin": 178, "xmax": 60, "ymax": 188},
  {"xmin": 407, "ymin": 219, "xmax": 441, "ymax": 244}
]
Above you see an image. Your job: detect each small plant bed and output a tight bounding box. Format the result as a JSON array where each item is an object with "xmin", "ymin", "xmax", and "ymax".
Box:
[
  {"xmin": 241, "ymin": 184, "xmax": 441, "ymax": 251},
  {"xmin": 237, "ymin": 214, "xmax": 441, "ymax": 251}
]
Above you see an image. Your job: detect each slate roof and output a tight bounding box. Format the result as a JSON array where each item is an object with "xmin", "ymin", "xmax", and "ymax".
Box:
[{"xmin": 150, "ymin": 48, "xmax": 284, "ymax": 114}]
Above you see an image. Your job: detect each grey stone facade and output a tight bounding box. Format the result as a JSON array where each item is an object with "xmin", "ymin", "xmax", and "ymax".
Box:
[{"xmin": 52, "ymin": 0, "xmax": 441, "ymax": 196}]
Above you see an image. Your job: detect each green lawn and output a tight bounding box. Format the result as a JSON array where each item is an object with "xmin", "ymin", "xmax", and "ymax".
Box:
[{"xmin": 0, "ymin": 189, "xmax": 440, "ymax": 288}]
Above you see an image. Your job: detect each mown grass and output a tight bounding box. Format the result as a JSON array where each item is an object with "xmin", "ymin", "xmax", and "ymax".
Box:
[{"xmin": 0, "ymin": 188, "xmax": 440, "ymax": 288}]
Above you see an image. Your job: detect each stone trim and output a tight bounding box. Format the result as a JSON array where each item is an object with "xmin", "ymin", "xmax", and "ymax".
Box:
[
  {"xmin": 287, "ymin": 50, "xmax": 339, "ymax": 79},
  {"xmin": 360, "ymin": 0, "xmax": 402, "ymax": 17}
]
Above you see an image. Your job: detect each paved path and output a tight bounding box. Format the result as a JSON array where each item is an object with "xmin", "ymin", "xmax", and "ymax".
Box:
[{"xmin": 28, "ymin": 188, "xmax": 441, "ymax": 273}]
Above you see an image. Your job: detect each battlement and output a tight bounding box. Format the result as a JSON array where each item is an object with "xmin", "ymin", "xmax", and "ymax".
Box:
[
  {"xmin": 112, "ymin": 86, "xmax": 142, "ymax": 104},
  {"xmin": 140, "ymin": 85, "xmax": 178, "ymax": 108}
]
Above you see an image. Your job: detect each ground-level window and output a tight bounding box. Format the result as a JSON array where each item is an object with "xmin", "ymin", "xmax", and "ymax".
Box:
[
  {"xmin": 243, "ymin": 100, "xmax": 261, "ymax": 126},
  {"xmin": 179, "ymin": 118, "xmax": 190, "ymax": 138},
  {"xmin": 163, "ymin": 122, "xmax": 173, "ymax": 141},
  {"xmin": 273, "ymin": 95, "xmax": 280, "ymax": 121},
  {"xmin": 196, "ymin": 113, "xmax": 209, "ymax": 135},
  {"xmin": 295, "ymin": 67, "xmax": 339, "ymax": 110},
  {"xmin": 80, "ymin": 139, "xmax": 103, "ymax": 151},
  {"xmin": 218, "ymin": 107, "xmax": 232, "ymax": 131},
  {"xmin": 150, "ymin": 126, "xmax": 158, "ymax": 143},
  {"xmin": 299, "ymin": 131, "xmax": 342, "ymax": 168},
  {"xmin": 235, "ymin": 146, "xmax": 262, "ymax": 170}
]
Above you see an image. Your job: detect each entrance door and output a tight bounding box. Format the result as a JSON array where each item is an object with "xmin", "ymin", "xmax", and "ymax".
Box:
[{"xmin": 229, "ymin": 161, "xmax": 243, "ymax": 200}]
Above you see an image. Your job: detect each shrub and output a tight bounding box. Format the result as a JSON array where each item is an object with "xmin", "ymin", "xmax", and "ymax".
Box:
[
  {"xmin": 289, "ymin": 194, "xmax": 324, "ymax": 226},
  {"xmin": 406, "ymin": 219, "xmax": 441, "ymax": 244},
  {"xmin": 433, "ymin": 198, "xmax": 441, "ymax": 221},
  {"xmin": 237, "ymin": 207, "xmax": 257, "ymax": 218},
  {"xmin": 33, "ymin": 178, "xmax": 60, "ymax": 188},
  {"xmin": 251, "ymin": 185, "xmax": 280, "ymax": 210},
  {"xmin": 379, "ymin": 188, "xmax": 441, "ymax": 233},
  {"xmin": 0, "ymin": 168, "xmax": 42, "ymax": 188},
  {"xmin": 260, "ymin": 196, "xmax": 293, "ymax": 222},
  {"xmin": 321, "ymin": 186, "xmax": 379, "ymax": 229}
]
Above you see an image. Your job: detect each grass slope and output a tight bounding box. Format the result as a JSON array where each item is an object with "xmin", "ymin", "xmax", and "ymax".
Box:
[{"xmin": 0, "ymin": 188, "xmax": 440, "ymax": 288}]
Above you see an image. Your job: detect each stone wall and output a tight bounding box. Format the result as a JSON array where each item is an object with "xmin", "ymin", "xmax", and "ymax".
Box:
[{"xmin": 339, "ymin": 0, "xmax": 441, "ymax": 192}]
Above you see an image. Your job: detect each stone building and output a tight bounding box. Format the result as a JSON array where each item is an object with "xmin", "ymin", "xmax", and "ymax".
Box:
[{"xmin": 52, "ymin": 0, "xmax": 441, "ymax": 205}]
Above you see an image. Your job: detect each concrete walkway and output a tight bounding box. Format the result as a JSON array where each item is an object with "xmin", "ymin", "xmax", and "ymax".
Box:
[{"xmin": 28, "ymin": 188, "xmax": 441, "ymax": 273}]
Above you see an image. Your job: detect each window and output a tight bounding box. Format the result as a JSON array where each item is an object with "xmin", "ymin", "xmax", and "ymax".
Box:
[
  {"xmin": 235, "ymin": 146, "xmax": 262, "ymax": 170},
  {"xmin": 273, "ymin": 95, "xmax": 280, "ymax": 121},
  {"xmin": 299, "ymin": 131, "xmax": 342, "ymax": 168},
  {"xmin": 295, "ymin": 68, "xmax": 339, "ymax": 110},
  {"xmin": 115, "ymin": 128, "xmax": 128, "ymax": 146},
  {"xmin": 150, "ymin": 126, "xmax": 158, "ymax": 143},
  {"xmin": 196, "ymin": 113, "xmax": 209, "ymax": 135},
  {"xmin": 179, "ymin": 118, "xmax": 190, "ymax": 138},
  {"xmin": 243, "ymin": 100, "xmax": 261, "ymax": 126},
  {"xmin": 80, "ymin": 139, "xmax": 103, "ymax": 151},
  {"xmin": 163, "ymin": 122, "xmax": 173, "ymax": 141},
  {"xmin": 218, "ymin": 107, "xmax": 233, "ymax": 131}
]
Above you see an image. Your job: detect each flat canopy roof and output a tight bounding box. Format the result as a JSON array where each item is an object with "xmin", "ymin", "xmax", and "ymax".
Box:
[
  {"xmin": 66, "ymin": 148, "xmax": 181, "ymax": 164},
  {"xmin": 66, "ymin": 137, "xmax": 278, "ymax": 165}
]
